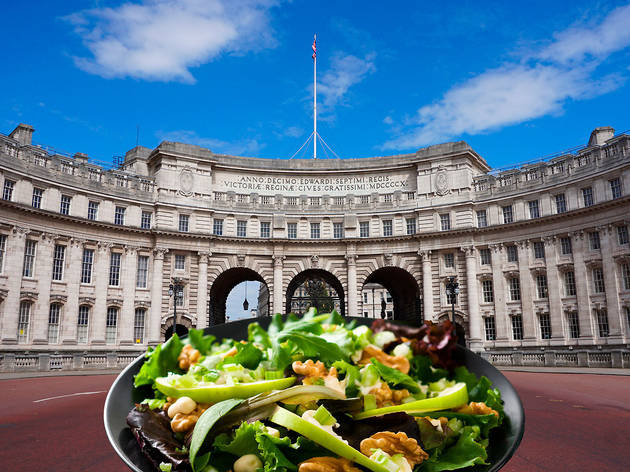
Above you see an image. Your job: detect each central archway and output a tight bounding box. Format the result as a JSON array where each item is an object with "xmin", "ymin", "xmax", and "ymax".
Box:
[
  {"xmin": 362, "ymin": 267, "xmax": 421, "ymax": 322},
  {"xmin": 286, "ymin": 269, "xmax": 345, "ymax": 316},
  {"xmin": 209, "ymin": 267, "xmax": 269, "ymax": 325}
]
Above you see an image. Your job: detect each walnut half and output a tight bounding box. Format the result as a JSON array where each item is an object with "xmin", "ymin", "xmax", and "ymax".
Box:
[
  {"xmin": 299, "ymin": 457, "xmax": 361, "ymax": 472},
  {"xmin": 178, "ymin": 344, "xmax": 201, "ymax": 370},
  {"xmin": 360, "ymin": 431, "xmax": 429, "ymax": 468},
  {"xmin": 358, "ymin": 346, "xmax": 410, "ymax": 374},
  {"xmin": 456, "ymin": 401, "xmax": 499, "ymax": 418}
]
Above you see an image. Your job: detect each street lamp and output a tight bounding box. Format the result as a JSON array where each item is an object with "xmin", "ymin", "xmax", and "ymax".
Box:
[
  {"xmin": 445, "ymin": 277, "xmax": 459, "ymax": 324},
  {"xmin": 168, "ymin": 278, "xmax": 185, "ymax": 339}
]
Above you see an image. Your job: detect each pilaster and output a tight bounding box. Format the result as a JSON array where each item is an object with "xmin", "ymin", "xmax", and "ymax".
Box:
[
  {"xmin": 543, "ymin": 236, "xmax": 564, "ymax": 345},
  {"xmin": 149, "ymin": 247, "xmax": 167, "ymax": 344},
  {"xmin": 88, "ymin": 242, "xmax": 110, "ymax": 345},
  {"xmin": 65, "ymin": 238, "xmax": 84, "ymax": 344},
  {"xmin": 119, "ymin": 245, "xmax": 137, "ymax": 345},
  {"xmin": 516, "ymin": 240, "xmax": 537, "ymax": 345},
  {"xmin": 346, "ymin": 254, "xmax": 358, "ymax": 317},
  {"xmin": 31, "ymin": 233, "xmax": 55, "ymax": 344},
  {"xmin": 462, "ymin": 246, "xmax": 482, "ymax": 350},
  {"xmin": 489, "ymin": 244, "xmax": 509, "ymax": 343},
  {"xmin": 419, "ymin": 250, "xmax": 434, "ymax": 321},
  {"xmin": 272, "ymin": 254, "xmax": 285, "ymax": 315},
  {"xmin": 1, "ymin": 226, "xmax": 28, "ymax": 344},
  {"xmin": 570, "ymin": 231, "xmax": 594, "ymax": 340},
  {"xmin": 196, "ymin": 251, "xmax": 210, "ymax": 329},
  {"xmin": 598, "ymin": 225, "xmax": 623, "ymax": 342}
]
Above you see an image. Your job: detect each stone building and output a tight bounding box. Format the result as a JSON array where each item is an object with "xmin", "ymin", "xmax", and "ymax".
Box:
[{"xmin": 0, "ymin": 123, "xmax": 629, "ymax": 371}]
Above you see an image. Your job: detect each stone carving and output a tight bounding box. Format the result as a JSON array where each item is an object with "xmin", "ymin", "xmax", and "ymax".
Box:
[
  {"xmin": 179, "ymin": 167, "xmax": 194, "ymax": 197},
  {"xmin": 198, "ymin": 251, "xmax": 210, "ymax": 264},
  {"xmin": 345, "ymin": 254, "xmax": 357, "ymax": 266},
  {"xmin": 79, "ymin": 296, "xmax": 95, "ymax": 305},
  {"xmin": 418, "ymin": 250, "xmax": 432, "ymax": 262},
  {"xmin": 383, "ymin": 253, "xmax": 393, "ymax": 266},
  {"xmin": 434, "ymin": 167, "xmax": 450, "ymax": 196},
  {"xmin": 310, "ymin": 254, "xmax": 319, "ymax": 268},
  {"xmin": 237, "ymin": 254, "xmax": 246, "ymax": 266},
  {"xmin": 272, "ymin": 255, "xmax": 285, "ymax": 266},
  {"xmin": 461, "ymin": 246, "xmax": 476, "ymax": 257},
  {"xmin": 153, "ymin": 247, "xmax": 169, "ymax": 259}
]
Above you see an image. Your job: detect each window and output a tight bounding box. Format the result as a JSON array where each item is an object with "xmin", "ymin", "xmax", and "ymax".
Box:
[
  {"xmin": 484, "ymin": 317, "xmax": 496, "ymax": 341},
  {"xmin": 533, "ymin": 241, "xmax": 545, "ymax": 259},
  {"xmin": 238, "ymin": 194, "xmax": 248, "ymax": 204},
  {"xmin": 136, "ymin": 255, "xmax": 149, "ymax": 288},
  {"xmin": 506, "ymin": 245, "xmax": 518, "ymax": 263},
  {"xmin": 310, "ymin": 222, "xmax": 320, "ymax": 239},
  {"xmin": 567, "ymin": 312, "xmax": 580, "ymax": 338},
  {"xmin": 444, "ymin": 253, "xmax": 455, "ymax": 268},
  {"xmin": 2, "ymin": 179, "xmax": 15, "ymax": 200},
  {"xmin": 259, "ymin": 195, "xmax": 271, "ymax": 205},
  {"xmin": 564, "ymin": 271, "xmax": 576, "ymax": 296},
  {"xmin": 52, "ymin": 244, "xmax": 65, "ymax": 281},
  {"xmin": 141, "ymin": 211, "xmax": 152, "ymax": 229},
  {"xmin": 406, "ymin": 218, "xmax": 416, "ymax": 235},
  {"xmin": 406, "ymin": 192, "xmax": 415, "ymax": 200},
  {"xmin": 363, "ymin": 292, "xmax": 368, "ymax": 303},
  {"xmin": 555, "ymin": 194, "xmax": 567, "ymax": 213},
  {"xmin": 479, "ymin": 248, "xmax": 491, "ymax": 265},
  {"xmin": 88, "ymin": 201, "xmax": 99, "ymax": 221},
  {"xmin": 536, "ymin": 274, "xmax": 548, "ymax": 298},
  {"xmin": 260, "ymin": 222, "xmax": 270, "ymax": 238},
  {"xmin": 81, "ymin": 248, "xmax": 94, "ymax": 284},
  {"xmin": 175, "ymin": 288, "xmax": 184, "ymax": 307},
  {"xmin": 114, "ymin": 206, "xmax": 126, "ymax": 225},
  {"xmin": 482, "ymin": 280, "xmax": 494, "ymax": 303},
  {"xmin": 511, "ymin": 315, "xmax": 523, "ymax": 340},
  {"xmin": 477, "ymin": 210, "xmax": 488, "ymax": 228},
  {"xmin": 174, "ymin": 254, "xmax": 186, "ymax": 270},
  {"xmin": 134, "ymin": 308, "xmax": 146, "ymax": 344},
  {"xmin": 32, "ymin": 188, "xmax": 43, "ymax": 209},
  {"xmin": 560, "ymin": 237, "xmax": 572, "ymax": 255},
  {"xmin": 23, "ymin": 240, "xmax": 36, "ymax": 277},
  {"xmin": 617, "ymin": 225, "xmax": 629, "ymax": 245},
  {"xmin": 48, "ymin": 303, "xmax": 61, "ymax": 344},
  {"xmin": 502, "ymin": 205, "xmax": 513, "ymax": 223},
  {"xmin": 360, "ymin": 221, "xmax": 370, "ymax": 238},
  {"xmin": 77, "ymin": 306, "xmax": 90, "ymax": 344},
  {"xmin": 589, "ymin": 231, "xmax": 600, "ymax": 250},
  {"xmin": 334, "ymin": 196, "xmax": 344, "ymax": 206},
  {"xmin": 384, "ymin": 194, "xmax": 393, "ymax": 203},
  {"xmin": 212, "ymin": 218, "xmax": 222, "ymax": 236},
  {"xmin": 528, "ymin": 200, "xmax": 540, "ymax": 218},
  {"xmin": 310, "ymin": 197, "xmax": 320, "ymax": 206},
  {"xmin": 109, "ymin": 252, "xmax": 121, "ymax": 286},
  {"xmin": 592, "ymin": 268, "xmax": 605, "ymax": 293},
  {"xmin": 106, "ymin": 307, "xmax": 118, "ymax": 344},
  {"xmin": 382, "ymin": 220, "xmax": 392, "ymax": 237},
  {"xmin": 333, "ymin": 222, "xmax": 344, "ymax": 239},
  {"xmin": 445, "ymin": 281, "xmax": 457, "ymax": 305},
  {"xmin": 60, "ymin": 195, "xmax": 71, "ymax": 215},
  {"xmin": 0, "ymin": 234, "xmax": 6, "ymax": 273},
  {"xmin": 360, "ymin": 195, "xmax": 369, "ymax": 204},
  {"xmin": 622, "ymin": 263, "xmax": 630, "ymax": 290},
  {"xmin": 287, "ymin": 223, "xmax": 297, "ymax": 239},
  {"xmin": 595, "ymin": 309, "xmax": 609, "ymax": 337},
  {"xmin": 440, "ymin": 214, "xmax": 451, "ymax": 231},
  {"xmin": 237, "ymin": 220, "xmax": 247, "ymax": 237},
  {"xmin": 582, "ymin": 187, "xmax": 594, "ymax": 207},
  {"xmin": 177, "ymin": 214, "xmax": 189, "ymax": 233},
  {"xmin": 509, "ymin": 277, "xmax": 521, "ymax": 301},
  {"xmin": 539, "ymin": 313, "xmax": 551, "ymax": 339},
  {"xmin": 18, "ymin": 301, "xmax": 31, "ymax": 343},
  {"xmin": 610, "ymin": 178, "xmax": 622, "ymax": 199}
]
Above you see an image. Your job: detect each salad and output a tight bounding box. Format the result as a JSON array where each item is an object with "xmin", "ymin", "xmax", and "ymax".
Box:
[{"xmin": 127, "ymin": 309, "xmax": 505, "ymax": 472}]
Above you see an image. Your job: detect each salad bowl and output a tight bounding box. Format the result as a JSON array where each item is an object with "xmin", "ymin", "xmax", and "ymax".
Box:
[{"xmin": 104, "ymin": 316, "xmax": 525, "ymax": 472}]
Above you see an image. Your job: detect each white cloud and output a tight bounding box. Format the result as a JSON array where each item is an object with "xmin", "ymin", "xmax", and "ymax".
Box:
[
  {"xmin": 383, "ymin": 4, "xmax": 630, "ymax": 150},
  {"xmin": 158, "ymin": 129, "xmax": 264, "ymax": 155},
  {"xmin": 65, "ymin": 0, "xmax": 279, "ymax": 82}
]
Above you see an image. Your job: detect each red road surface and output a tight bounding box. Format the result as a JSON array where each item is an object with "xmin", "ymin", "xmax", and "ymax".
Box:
[{"xmin": 0, "ymin": 371, "xmax": 629, "ymax": 471}]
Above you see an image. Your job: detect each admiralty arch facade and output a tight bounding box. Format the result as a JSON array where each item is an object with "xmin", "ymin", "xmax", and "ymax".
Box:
[{"xmin": 1, "ymin": 123, "xmax": 629, "ymax": 371}]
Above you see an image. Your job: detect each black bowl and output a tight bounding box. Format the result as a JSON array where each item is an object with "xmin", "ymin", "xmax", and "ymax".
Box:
[{"xmin": 104, "ymin": 317, "xmax": 525, "ymax": 472}]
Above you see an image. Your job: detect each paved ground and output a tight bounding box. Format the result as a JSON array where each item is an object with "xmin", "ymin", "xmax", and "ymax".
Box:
[{"xmin": 0, "ymin": 371, "xmax": 629, "ymax": 471}]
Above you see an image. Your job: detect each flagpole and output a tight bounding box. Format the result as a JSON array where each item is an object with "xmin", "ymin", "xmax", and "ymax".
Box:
[{"xmin": 313, "ymin": 34, "xmax": 317, "ymax": 160}]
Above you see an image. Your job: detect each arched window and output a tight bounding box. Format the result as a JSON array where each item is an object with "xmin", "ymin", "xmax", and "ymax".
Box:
[
  {"xmin": 18, "ymin": 301, "xmax": 32, "ymax": 343},
  {"xmin": 48, "ymin": 303, "xmax": 62, "ymax": 344},
  {"xmin": 106, "ymin": 307, "xmax": 118, "ymax": 344},
  {"xmin": 134, "ymin": 308, "xmax": 146, "ymax": 344},
  {"xmin": 77, "ymin": 305, "xmax": 90, "ymax": 344}
]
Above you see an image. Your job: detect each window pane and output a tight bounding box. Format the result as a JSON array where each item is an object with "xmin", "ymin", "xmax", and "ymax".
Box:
[
  {"xmin": 406, "ymin": 218, "xmax": 416, "ymax": 235},
  {"xmin": 109, "ymin": 252, "xmax": 121, "ymax": 286},
  {"xmin": 81, "ymin": 249, "xmax": 94, "ymax": 284},
  {"xmin": 18, "ymin": 301, "xmax": 31, "ymax": 343},
  {"xmin": 484, "ymin": 317, "xmax": 496, "ymax": 340},
  {"xmin": 287, "ymin": 223, "xmax": 297, "ymax": 239},
  {"xmin": 77, "ymin": 306, "xmax": 90, "ymax": 344},
  {"xmin": 23, "ymin": 240, "xmax": 37, "ymax": 277},
  {"xmin": 136, "ymin": 255, "xmax": 149, "ymax": 288},
  {"xmin": 106, "ymin": 307, "xmax": 118, "ymax": 344},
  {"xmin": 48, "ymin": 304, "xmax": 61, "ymax": 344},
  {"xmin": 52, "ymin": 245, "xmax": 66, "ymax": 281},
  {"xmin": 511, "ymin": 315, "xmax": 523, "ymax": 340},
  {"xmin": 134, "ymin": 308, "xmax": 146, "ymax": 344},
  {"xmin": 382, "ymin": 220, "xmax": 392, "ymax": 237}
]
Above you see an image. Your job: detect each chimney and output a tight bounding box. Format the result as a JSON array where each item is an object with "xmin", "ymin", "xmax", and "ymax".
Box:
[
  {"xmin": 9, "ymin": 123, "xmax": 35, "ymax": 145},
  {"xmin": 588, "ymin": 126, "xmax": 614, "ymax": 147}
]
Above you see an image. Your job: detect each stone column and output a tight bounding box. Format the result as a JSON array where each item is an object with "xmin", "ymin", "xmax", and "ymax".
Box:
[
  {"xmin": 1, "ymin": 227, "xmax": 28, "ymax": 344},
  {"xmin": 419, "ymin": 250, "xmax": 434, "ymax": 321},
  {"xmin": 31, "ymin": 233, "xmax": 55, "ymax": 344},
  {"xmin": 65, "ymin": 238, "xmax": 83, "ymax": 344},
  {"xmin": 570, "ymin": 231, "xmax": 594, "ymax": 339},
  {"xmin": 516, "ymin": 240, "xmax": 537, "ymax": 345},
  {"xmin": 196, "ymin": 252, "xmax": 210, "ymax": 329},
  {"xmin": 599, "ymin": 225, "xmax": 623, "ymax": 341},
  {"xmin": 272, "ymin": 255, "xmax": 285, "ymax": 315},
  {"xmin": 462, "ymin": 246, "xmax": 482, "ymax": 350},
  {"xmin": 489, "ymin": 244, "xmax": 508, "ymax": 343},
  {"xmin": 149, "ymin": 247, "xmax": 167, "ymax": 345},
  {"xmin": 346, "ymin": 254, "xmax": 358, "ymax": 317},
  {"xmin": 88, "ymin": 242, "xmax": 110, "ymax": 345},
  {"xmin": 119, "ymin": 246, "xmax": 137, "ymax": 345},
  {"xmin": 543, "ymin": 237, "xmax": 564, "ymax": 344}
]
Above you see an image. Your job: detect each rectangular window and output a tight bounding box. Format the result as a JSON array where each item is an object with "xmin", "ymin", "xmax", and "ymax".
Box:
[
  {"xmin": 109, "ymin": 252, "xmax": 121, "ymax": 286},
  {"xmin": 88, "ymin": 201, "xmax": 99, "ymax": 221},
  {"xmin": 18, "ymin": 301, "xmax": 31, "ymax": 343},
  {"xmin": 0, "ymin": 234, "xmax": 6, "ymax": 273},
  {"xmin": 589, "ymin": 231, "xmax": 600, "ymax": 250},
  {"xmin": 237, "ymin": 220, "xmax": 247, "ymax": 237},
  {"xmin": 533, "ymin": 241, "xmax": 545, "ymax": 259},
  {"xmin": 23, "ymin": 240, "xmax": 37, "ymax": 277},
  {"xmin": 509, "ymin": 277, "xmax": 521, "ymax": 301},
  {"xmin": 32, "ymin": 188, "xmax": 43, "ymax": 209},
  {"xmin": 477, "ymin": 210, "xmax": 488, "ymax": 228},
  {"xmin": 179, "ymin": 214, "xmax": 190, "ymax": 232},
  {"xmin": 287, "ymin": 223, "xmax": 297, "ymax": 239},
  {"xmin": 511, "ymin": 315, "xmax": 523, "ymax": 340},
  {"xmin": 502, "ymin": 205, "xmax": 513, "ymax": 223},
  {"xmin": 383, "ymin": 220, "xmax": 393, "ymax": 237},
  {"xmin": 560, "ymin": 237, "xmax": 572, "ymax": 255},
  {"xmin": 622, "ymin": 263, "xmax": 630, "ymax": 290},
  {"xmin": 446, "ymin": 282, "xmax": 457, "ymax": 305},
  {"xmin": 407, "ymin": 192, "xmax": 415, "ymax": 200},
  {"xmin": 617, "ymin": 225, "xmax": 629, "ymax": 245},
  {"xmin": 555, "ymin": 194, "xmax": 567, "ymax": 213},
  {"xmin": 592, "ymin": 268, "xmax": 605, "ymax": 293},
  {"xmin": 506, "ymin": 245, "xmax": 518, "ymax": 263},
  {"xmin": 536, "ymin": 274, "xmax": 548, "ymax": 298},
  {"xmin": 444, "ymin": 253, "xmax": 455, "ymax": 268},
  {"xmin": 60, "ymin": 195, "xmax": 71, "ymax": 215},
  {"xmin": 482, "ymin": 280, "xmax": 494, "ymax": 303},
  {"xmin": 175, "ymin": 287, "xmax": 184, "ymax": 307},
  {"xmin": 484, "ymin": 317, "xmax": 497, "ymax": 341},
  {"xmin": 333, "ymin": 222, "xmax": 344, "ymax": 239},
  {"xmin": 52, "ymin": 244, "xmax": 65, "ymax": 281},
  {"xmin": 114, "ymin": 206, "xmax": 126, "ymax": 225},
  {"xmin": 106, "ymin": 307, "xmax": 118, "ymax": 344},
  {"xmin": 479, "ymin": 248, "xmax": 491, "ymax": 265},
  {"xmin": 360, "ymin": 221, "xmax": 370, "ymax": 237},
  {"xmin": 261, "ymin": 196, "xmax": 272, "ymax": 205},
  {"xmin": 174, "ymin": 254, "xmax": 186, "ymax": 270},
  {"xmin": 287, "ymin": 196, "xmax": 297, "ymax": 206},
  {"xmin": 440, "ymin": 214, "xmax": 451, "ymax": 231},
  {"xmin": 260, "ymin": 222, "xmax": 270, "ymax": 238},
  {"xmin": 334, "ymin": 196, "xmax": 344, "ymax": 206},
  {"xmin": 212, "ymin": 218, "xmax": 222, "ymax": 236},
  {"xmin": 141, "ymin": 211, "xmax": 152, "ymax": 229},
  {"xmin": 610, "ymin": 178, "xmax": 622, "ymax": 199},
  {"xmin": 310, "ymin": 222, "xmax": 320, "ymax": 239},
  {"xmin": 528, "ymin": 200, "xmax": 540, "ymax": 218},
  {"xmin": 77, "ymin": 306, "xmax": 89, "ymax": 344},
  {"xmin": 81, "ymin": 248, "xmax": 94, "ymax": 284},
  {"xmin": 539, "ymin": 313, "xmax": 552, "ymax": 339},
  {"xmin": 136, "ymin": 255, "xmax": 149, "ymax": 288},
  {"xmin": 363, "ymin": 292, "xmax": 368, "ymax": 303},
  {"xmin": 384, "ymin": 194, "xmax": 393, "ymax": 203},
  {"xmin": 360, "ymin": 195, "xmax": 369, "ymax": 204},
  {"xmin": 567, "ymin": 312, "xmax": 580, "ymax": 338},
  {"xmin": 406, "ymin": 218, "xmax": 416, "ymax": 235},
  {"xmin": 564, "ymin": 271, "xmax": 576, "ymax": 296},
  {"xmin": 595, "ymin": 309, "xmax": 609, "ymax": 337},
  {"xmin": 2, "ymin": 179, "xmax": 15, "ymax": 201},
  {"xmin": 582, "ymin": 187, "xmax": 594, "ymax": 207},
  {"xmin": 48, "ymin": 303, "xmax": 61, "ymax": 344},
  {"xmin": 134, "ymin": 308, "xmax": 146, "ymax": 344},
  {"xmin": 310, "ymin": 197, "xmax": 320, "ymax": 206}
]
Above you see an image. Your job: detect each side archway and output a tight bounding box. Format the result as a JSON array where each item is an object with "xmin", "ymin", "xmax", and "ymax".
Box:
[
  {"xmin": 437, "ymin": 310, "xmax": 468, "ymax": 346},
  {"xmin": 286, "ymin": 269, "xmax": 345, "ymax": 316},
  {"xmin": 362, "ymin": 267, "xmax": 421, "ymax": 322},
  {"xmin": 162, "ymin": 314, "xmax": 193, "ymax": 340},
  {"xmin": 209, "ymin": 267, "xmax": 269, "ymax": 325}
]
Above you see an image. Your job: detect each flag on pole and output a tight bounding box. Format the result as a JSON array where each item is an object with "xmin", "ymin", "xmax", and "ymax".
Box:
[{"xmin": 312, "ymin": 36, "xmax": 316, "ymax": 60}]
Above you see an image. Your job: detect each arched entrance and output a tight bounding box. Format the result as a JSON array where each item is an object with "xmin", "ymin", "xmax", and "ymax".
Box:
[
  {"xmin": 438, "ymin": 310, "xmax": 468, "ymax": 346},
  {"xmin": 286, "ymin": 269, "xmax": 345, "ymax": 316},
  {"xmin": 362, "ymin": 267, "xmax": 421, "ymax": 322},
  {"xmin": 209, "ymin": 268, "xmax": 269, "ymax": 325},
  {"xmin": 162, "ymin": 315, "xmax": 193, "ymax": 340}
]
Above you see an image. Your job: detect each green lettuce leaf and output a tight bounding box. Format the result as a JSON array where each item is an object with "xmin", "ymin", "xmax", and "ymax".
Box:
[
  {"xmin": 421, "ymin": 425, "xmax": 488, "ymax": 472},
  {"xmin": 248, "ymin": 322, "xmax": 272, "ymax": 349},
  {"xmin": 186, "ymin": 329, "xmax": 216, "ymax": 355},
  {"xmin": 453, "ymin": 367, "xmax": 504, "ymax": 422},
  {"xmin": 134, "ymin": 334, "xmax": 184, "ymax": 387},
  {"xmin": 277, "ymin": 331, "xmax": 347, "ymax": 365},
  {"xmin": 409, "ymin": 355, "xmax": 449, "ymax": 383},
  {"xmin": 232, "ymin": 342, "xmax": 263, "ymax": 370},
  {"xmin": 371, "ymin": 359, "xmax": 421, "ymax": 394},
  {"xmin": 423, "ymin": 411, "xmax": 499, "ymax": 437},
  {"xmin": 321, "ymin": 327, "xmax": 358, "ymax": 359}
]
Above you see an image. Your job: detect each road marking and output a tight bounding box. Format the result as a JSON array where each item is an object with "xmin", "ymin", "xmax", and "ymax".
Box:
[{"xmin": 33, "ymin": 390, "xmax": 107, "ymax": 403}]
